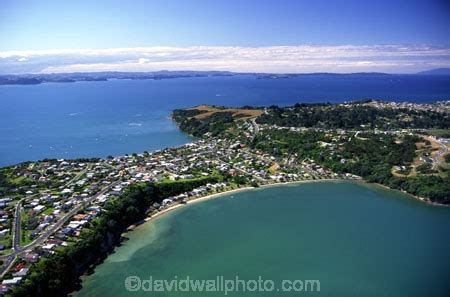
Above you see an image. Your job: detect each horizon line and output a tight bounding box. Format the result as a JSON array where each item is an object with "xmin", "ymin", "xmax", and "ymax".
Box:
[{"xmin": 1, "ymin": 45, "xmax": 450, "ymax": 74}]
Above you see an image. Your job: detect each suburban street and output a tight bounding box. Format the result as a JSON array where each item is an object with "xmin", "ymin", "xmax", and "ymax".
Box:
[
  {"xmin": 0, "ymin": 181, "xmax": 118, "ymax": 276},
  {"xmin": 12, "ymin": 200, "xmax": 22, "ymax": 252}
]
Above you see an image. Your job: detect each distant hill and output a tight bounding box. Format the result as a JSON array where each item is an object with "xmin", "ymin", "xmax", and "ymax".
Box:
[
  {"xmin": 1, "ymin": 70, "xmax": 448, "ymax": 85},
  {"xmin": 417, "ymin": 68, "xmax": 450, "ymax": 75},
  {"xmin": 0, "ymin": 71, "xmax": 394, "ymax": 85},
  {"xmin": 0, "ymin": 71, "xmax": 234, "ymax": 85}
]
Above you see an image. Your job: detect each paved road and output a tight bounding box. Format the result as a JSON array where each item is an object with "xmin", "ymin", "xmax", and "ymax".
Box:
[
  {"xmin": 65, "ymin": 165, "xmax": 92, "ymax": 187},
  {"xmin": 0, "ymin": 254, "xmax": 16, "ymax": 278},
  {"xmin": 0, "ymin": 163, "xmax": 110, "ymax": 276},
  {"xmin": 18, "ymin": 181, "xmax": 118, "ymax": 254},
  {"xmin": 12, "ymin": 200, "xmax": 22, "ymax": 252},
  {"xmin": 433, "ymin": 139, "xmax": 448, "ymax": 168},
  {"xmin": 0, "ymin": 181, "xmax": 118, "ymax": 276},
  {"xmin": 11, "ymin": 165, "xmax": 92, "ymax": 251},
  {"xmin": 250, "ymin": 118, "xmax": 259, "ymax": 142},
  {"xmin": 424, "ymin": 136, "xmax": 449, "ymax": 169}
]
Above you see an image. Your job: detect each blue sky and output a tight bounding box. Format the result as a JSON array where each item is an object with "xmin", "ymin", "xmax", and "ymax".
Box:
[{"xmin": 0, "ymin": 0, "xmax": 449, "ymax": 73}]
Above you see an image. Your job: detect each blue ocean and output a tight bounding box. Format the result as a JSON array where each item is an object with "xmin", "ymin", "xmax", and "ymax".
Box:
[{"xmin": 1, "ymin": 74, "xmax": 450, "ymax": 166}]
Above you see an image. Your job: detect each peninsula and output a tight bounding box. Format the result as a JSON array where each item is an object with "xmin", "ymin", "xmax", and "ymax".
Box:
[{"xmin": 0, "ymin": 99, "xmax": 449, "ymax": 296}]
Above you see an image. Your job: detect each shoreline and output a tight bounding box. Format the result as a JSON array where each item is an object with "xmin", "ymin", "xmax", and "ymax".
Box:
[
  {"xmin": 74, "ymin": 178, "xmax": 448, "ymax": 295},
  {"xmin": 364, "ymin": 181, "xmax": 449, "ymax": 207},
  {"xmin": 145, "ymin": 185, "xmax": 256, "ymax": 222},
  {"xmin": 142, "ymin": 179, "xmax": 384, "ymax": 225},
  {"xmin": 144, "ymin": 180, "xmax": 345, "ymax": 224},
  {"xmin": 142, "ymin": 178, "xmax": 448, "ymax": 227}
]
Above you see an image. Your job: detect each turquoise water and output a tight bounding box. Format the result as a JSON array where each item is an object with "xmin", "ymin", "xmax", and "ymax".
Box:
[
  {"xmin": 1, "ymin": 75, "xmax": 450, "ymax": 166},
  {"xmin": 76, "ymin": 181, "xmax": 450, "ymax": 297}
]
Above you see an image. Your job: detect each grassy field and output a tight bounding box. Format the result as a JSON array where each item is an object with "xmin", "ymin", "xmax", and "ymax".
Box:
[
  {"xmin": 425, "ymin": 129, "xmax": 450, "ymax": 138},
  {"xmin": 188, "ymin": 105, "xmax": 263, "ymax": 120}
]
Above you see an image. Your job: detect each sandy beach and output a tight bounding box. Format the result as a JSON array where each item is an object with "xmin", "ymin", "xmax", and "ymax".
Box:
[
  {"xmin": 144, "ymin": 178, "xmax": 351, "ymax": 224},
  {"xmin": 141, "ymin": 177, "xmax": 447, "ymax": 228},
  {"xmin": 145, "ymin": 186, "xmax": 255, "ymax": 221}
]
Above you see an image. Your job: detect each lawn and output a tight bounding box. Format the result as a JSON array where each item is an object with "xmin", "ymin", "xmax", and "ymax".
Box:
[
  {"xmin": 20, "ymin": 229, "xmax": 33, "ymax": 246},
  {"xmin": 42, "ymin": 207, "xmax": 55, "ymax": 215}
]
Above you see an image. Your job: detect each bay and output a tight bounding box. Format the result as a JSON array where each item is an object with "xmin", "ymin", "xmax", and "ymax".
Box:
[{"xmin": 76, "ymin": 181, "xmax": 450, "ymax": 297}]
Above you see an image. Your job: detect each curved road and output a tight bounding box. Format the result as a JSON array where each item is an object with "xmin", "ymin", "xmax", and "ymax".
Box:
[{"xmin": 424, "ymin": 136, "xmax": 449, "ymax": 169}]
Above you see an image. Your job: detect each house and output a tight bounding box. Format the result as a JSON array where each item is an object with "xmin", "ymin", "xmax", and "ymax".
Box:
[
  {"xmin": 61, "ymin": 188, "xmax": 73, "ymax": 195},
  {"xmin": 0, "ymin": 198, "xmax": 12, "ymax": 208},
  {"xmin": 42, "ymin": 243, "xmax": 56, "ymax": 250},
  {"xmin": 23, "ymin": 252, "xmax": 39, "ymax": 263},
  {"xmin": 33, "ymin": 205, "xmax": 46, "ymax": 213},
  {"xmin": 2, "ymin": 277, "xmax": 22, "ymax": 285},
  {"xmin": 0, "ymin": 284, "xmax": 9, "ymax": 294},
  {"xmin": 14, "ymin": 268, "xmax": 29, "ymax": 277},
  {"xmin": 162, "ymin": 199, "xmax": 173, "ymax": 206},
  {"xmin": 62, "ymin": 227, "xmax": 75, "ymax": 235}
]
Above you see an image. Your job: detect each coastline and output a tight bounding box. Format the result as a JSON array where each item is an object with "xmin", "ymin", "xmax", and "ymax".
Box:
[
  {"xmin": 363, "ymin": 181, "xmax": 449, "ymax": 207},
  {"xmin": 142, "ymin": 178, "xmax": 448, "ymax": 228},
  {"xmin": 143, "ymin": 179, "xmax": 349, "ymax": 224},
  {"xmin": 145, "ymin": 185, "xmax": 256, "ymax": 222},
  {"xmin": 76, "ymin": 178, "xmax": 450, "ymax": 297},
  {"xmin": 73, "ymin": 178, "xmax": 447, "ymax": 296}
]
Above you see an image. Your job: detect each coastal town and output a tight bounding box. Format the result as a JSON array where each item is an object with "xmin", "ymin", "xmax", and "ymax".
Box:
[
  {"xmin": 0, "ymin": 100, "xmax": 449, "ymax": 295},
  {"xmin": 0, "ymin": 127, "xmax": 359, "ymax": 294},
  {"xmin": 3, "ymin": 0, "xmax": 450, "ymax": 295},
  {"xmin": 348, "ymin": 99, "xmax": 450, "ymax": 114}
]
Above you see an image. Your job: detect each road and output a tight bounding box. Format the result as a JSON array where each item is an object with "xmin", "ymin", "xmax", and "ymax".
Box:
[
  {"xmin": 10, "ymin": 164, "xmax": 92, "ymax": 251},
  {"xmin": 65, "ymin": 164, "xmax": 92, "ymax": 187},
  {"xmin": 0, "ymin": 181, "xmax": 118, "ymax": 276},
  {"xmin": 433, "ymin": 139, "xmax": 448, "ymax": 168},
  {"xmin": 424, "ymin": 136, "xmax": 449, "ymax": 169},
  {"xmin": 12, "ymin": 200, "xmax": 23, "ymax": 252},
  {"xmin": 250, "ymin": 118, "xmax": 259, "ymax": 142}
]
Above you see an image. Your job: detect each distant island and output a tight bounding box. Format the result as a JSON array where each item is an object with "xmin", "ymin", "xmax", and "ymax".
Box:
[
  {"xmin": 1, "ymin": 69, "xmax": 450, "ymax": 85},
  {"xmin": 417, "ymin": 68, "xmax": 450, "ymax": 75},
  {"xmin": 0, "ymin": 71, "xmax": 235, "ymax": 85}
]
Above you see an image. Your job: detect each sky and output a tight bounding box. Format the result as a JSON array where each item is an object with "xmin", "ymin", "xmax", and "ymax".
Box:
[{"xmin": 1, "ymin": 0, "xmax": 450, "ymax": 74}]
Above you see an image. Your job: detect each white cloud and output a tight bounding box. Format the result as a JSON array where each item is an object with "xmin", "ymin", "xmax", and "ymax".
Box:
[
  {"xmin": 138, "ymin": 58, "xmax": 150, "ymax": 64},
  {"xmin": 0, "ymin": 45, "xmax": 449, "ymax": 74}
]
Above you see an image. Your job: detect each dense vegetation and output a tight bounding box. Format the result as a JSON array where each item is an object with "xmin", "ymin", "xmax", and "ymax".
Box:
[
  {"xmin": 0, "ymin": 166, "xmax": 37, "ymax": 196},
  {"xmin": 11, "ymin": 176, "xmax": 221, "ymax": 297},
  {"xmin": 252, "ymin": 129, "xmax": 450, "ymax": 204},
  {"xmin": 171, "ymin": 109, "xmax": 207, "ymax": 119},
  {"xmin": 256, "ymin": 104, "xmax": 450, "ymax": 130},
  {"xmin": 252, "ymin": 130, "xmax": 324, "ymax": 158},
  {"xmin": 0, "ymin": 170, "xmax": 11, "ymax": 194},
  {"xmin": 172, "ymin": 103, "xmax": 449, "ymax": 203},
  {"xmin": 173, "ymin": 110, "xmax": 235, "ymax": 137}
]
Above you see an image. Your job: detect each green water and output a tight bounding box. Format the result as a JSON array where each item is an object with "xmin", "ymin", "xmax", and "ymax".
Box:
[{"xmin": 76, "ymin": 181, "xmax": 450, "ymax": 296}]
